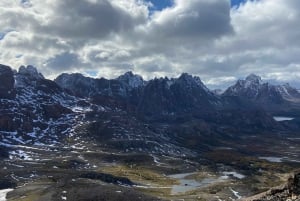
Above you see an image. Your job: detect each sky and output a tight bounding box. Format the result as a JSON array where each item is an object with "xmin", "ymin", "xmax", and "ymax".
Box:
[{"xmin": 1, "ymin": 0, "xmax": 300, "ymax": 89}]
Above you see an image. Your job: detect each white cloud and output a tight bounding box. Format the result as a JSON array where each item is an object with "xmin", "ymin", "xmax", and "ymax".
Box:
[{"xmin": 1, "ymin": 0, "xmax": 300, "ymax": 88}]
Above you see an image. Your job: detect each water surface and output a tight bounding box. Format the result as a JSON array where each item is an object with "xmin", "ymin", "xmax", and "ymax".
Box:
[{"xmin": 273, "ymin": 116, "xmax": 294, "ymax": 121}]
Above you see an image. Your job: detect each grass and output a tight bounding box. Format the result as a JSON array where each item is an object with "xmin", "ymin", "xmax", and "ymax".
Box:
[
  {"xmin": 7, "ymin": 180, "xmax": 54, "ymax": 201},
  {"xmin": 100, "ymin": 165, "xmax": 180, "ymax": 197},
  {"xmin": 101, "ymin": 165, "xmax": 178, "ymax": 186}
]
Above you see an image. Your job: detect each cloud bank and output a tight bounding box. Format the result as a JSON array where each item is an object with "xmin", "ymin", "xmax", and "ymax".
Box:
[{"xmin": 0, "ymin": 0, "xmax": 300, "ymax": 89}]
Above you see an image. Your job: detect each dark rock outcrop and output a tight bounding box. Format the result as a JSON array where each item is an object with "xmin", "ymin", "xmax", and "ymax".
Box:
[
  {"xmin": 137, "ymin": 73, "xmax": 220, "ymax": 120},
  {"xmin": 80, "ymin": 172, "xmax": 134, "ymax": 186},
  {"xmin": 42, "ymin": 104, "xmax": 72, "ymax": 119},
  {"xmin": 0, "ymin": 64, "xmax": 16, "ymax": 99},
  {"xmin": 0, "ymin": 146, "xmax": 9, "ymax": 158},
  {"xmin": 55, "ymin": 72, "xmax": 143, "ymax": 98},
  {"xmin": 243, "ymin": 171, "xmax": 300, "ymax": 201},
  {"xmin": 0, "ymin": 178, "xmax": 16, "ymax": 190}
]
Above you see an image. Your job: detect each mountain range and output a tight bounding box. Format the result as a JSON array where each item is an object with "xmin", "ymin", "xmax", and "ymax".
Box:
[
  {"xmin": 1, "ymin": 63, "xmax": 300, "ymax": 151},
  {"xmin": 1, "ymin": 64, "xmax": 300, "ymax": 201},
  {"xmin": 56, "ymin": 69, "xmax": 300, "ymax": 116}
]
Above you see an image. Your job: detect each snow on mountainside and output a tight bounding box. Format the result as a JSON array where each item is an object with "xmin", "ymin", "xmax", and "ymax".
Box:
[
  {"xmin": 224, "ymin": 74, "xmax": 300, "ymax": 103},
  {"xmin": 0, "ymin": 65, "xmax": 200, "ymax": 160},
  {"xmin": 55, "ymin": 72, "xmax": 221, "ymax": 118},
  {"xmin": 116, "ymin": 71, "xmax": 145, "ymax": 88},
  {"xmin": 0, "ymin": 65, "xmax": 106, "ymax": 161},
  {"xmin": 1, "ymin": 68, "xmax": 71, "ymax": 147},
  {"xmin": 276, "ymin": 83, "xmax": 300, "ymax": 102},
  {"xmin": 55, "ymin": 72, "xmax": 144, "ymax": 98},
  {"xmin": 1, "ymin": 65, "xmax": 298, "ymax": 156},
  {"xmin": 224, "ymin": 74, "xmax": 262, "ymax": 98}
]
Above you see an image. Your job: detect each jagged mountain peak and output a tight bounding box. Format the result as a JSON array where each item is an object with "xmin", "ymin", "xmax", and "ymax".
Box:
[
  {"xmin": 178, "ymin": 72, "xmax": 193, "ymax": 79},
  {"xmin": 245, "ymin": 73, "xmax": 262, "ymax": 83},
  {"xmin": 178, "ymin": 73, "xmax": 202, "ymax": 83},
  {"xmin": 178, "ymin": 73, "xmax": 201, "ymax": 84},
  {"xmin": 176, "ymin": 73, "xmax": 211, "ymax": 93},
  {"xmin": 117, "ymin": 71, "xmax": 145, "ymax": 88},
  {"xmin": 224, "ymin": 74, "xmax": 264, "ymax": 97},
  {"xmin": 122, "ymin": 71, "xmax": 134, "ymax": 77},
  {"xmin": 55, "ymin": 73, "xmax": 89, "ymax": 85},
  {"xmin": 223, "ymin": 73, "xmax": 300, "ymax": 111},
  {"xmin": 18, "ymin": 65, "xmax": 44, "ymax": 80}
]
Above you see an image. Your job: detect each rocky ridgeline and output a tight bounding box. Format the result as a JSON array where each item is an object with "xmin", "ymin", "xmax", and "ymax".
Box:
[
  {"xmin": 0, "ymin": 65, "xmax": 300, "ymax": 148},
  {"xmin": 243, "ymin": 171, "xmax": 300, "ymax": 201},
  {"xmin": 223, "ymin": 74, "xmax": 300, "ymax": 112},
  {"xmin": 0, "ymin": 64, "xmax": 82, "ymax": 150}
]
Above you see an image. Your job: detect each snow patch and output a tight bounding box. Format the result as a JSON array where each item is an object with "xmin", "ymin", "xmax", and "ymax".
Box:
[
  {"xmin": 273, "ymin": 116, "xmax": 294, "ymax": 121},
  {"xmin": 259, "ymin": 156, "xmax": 283, "ymax": 163},
  {"xmin": 9, "ymin": 150, "xmax": 33, "ymax": 161},
  {"xmin": 222, "ymin": 172, "xmax": 245, "ymax": 179},
  {"xmin": 229, "ymin": 187, "xmax": 242, "ymax": 199},
  {"xmin": 0, "ymin": 189, "xmax": 14, "ymax": 201}
]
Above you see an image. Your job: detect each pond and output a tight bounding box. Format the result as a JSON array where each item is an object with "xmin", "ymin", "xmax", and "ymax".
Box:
[
  {"xmin": 169, "ymin": 172, "xmax": 225, "ymax": 194},
  {"xmin": 259, "ymin": 156, "xmax": 283, "ymax": 162},
  {"xmin": 273, "ymin": 116, "xmax": 294, "ymax": 121}
]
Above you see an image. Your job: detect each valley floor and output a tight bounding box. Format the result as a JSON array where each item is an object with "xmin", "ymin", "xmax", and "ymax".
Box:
[{"xmin": 1, "ymin": 131, "xmax": 300, "ymax": 201}]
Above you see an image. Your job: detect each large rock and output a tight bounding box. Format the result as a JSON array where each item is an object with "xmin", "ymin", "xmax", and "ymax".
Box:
[
  {"xmin": 0, "ymin": 64, "xmax": 16, "ymax": 99},
  {"xmin": 0, "ymin": 115, "xmax": 15, "ymax": 132},
  {"xmin": 242, "ymin": 171, "xmax": 300, "ymax": 201}
]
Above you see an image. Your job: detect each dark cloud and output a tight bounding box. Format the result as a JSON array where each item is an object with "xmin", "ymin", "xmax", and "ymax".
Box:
[
  {"xmin": 37, "ymin": 0, "xmax": 147, "ymax": 39},
  {"xmin": 45, "ymin": 52, "xmax": 81, "ymax": 71},
  {"xmin": 150, "ymin": 0, "xmax": 233, "ymax": 41}
]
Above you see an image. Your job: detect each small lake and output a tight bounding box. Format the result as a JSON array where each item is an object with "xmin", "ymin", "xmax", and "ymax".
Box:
[
  {"xmin": 259, "ymin": 156, "xmax": 300, "ymax": 163},
  {"xmin": 168, "ymin": 171, "xmax": 245, "ymax": 194},
  {"xmin": 169, "ymin": 172, "xmax": 221, "ymax": 194},
  {"xmin": 259, "ymin": 156, "xmax": 283, "ymax": 162},
  {"xmin": 273, "ymin": 116, "xmax": 294, "ymax": 121}
]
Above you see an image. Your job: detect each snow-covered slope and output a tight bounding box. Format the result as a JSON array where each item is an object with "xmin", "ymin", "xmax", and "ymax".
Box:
[
  {"xmin": 0, "ymin": 65, "xmax": 99, "ymax": 151},
  {"xmin": 55, "ymin": 72, "xmax": 144, "ymax": 98},
  {"xmin": 224, "ymin": 74, "xmax": 300, "ymax": 104},
  {"xmin": 223, "ymin": 74, "xmax": 262, "ymax": 98}
]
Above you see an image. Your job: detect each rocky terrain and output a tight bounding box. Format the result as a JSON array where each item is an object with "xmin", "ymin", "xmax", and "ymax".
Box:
[
  {"xmin": 242, "ymin": 171, "xmax": 300, "ymax": 201},
  {"xmin": 0, "ymin": 64, "xmax": 300, "ymax": 201}
]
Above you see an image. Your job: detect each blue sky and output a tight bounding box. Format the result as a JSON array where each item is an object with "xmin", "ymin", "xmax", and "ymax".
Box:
[
  {"xmin": 147, "ymin": 0, "xmax": 172, "ymax": 10},
  {"xmin": 148, "ymin": 0, "xmax": 246, "ymax": 10},
  {"xmin": 0, "ymin": 32, "xmax": 4, "ymax": 40},
  {"xmin": 231, "ymin": 0, "xmax": 247, "ymax": 7}
]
